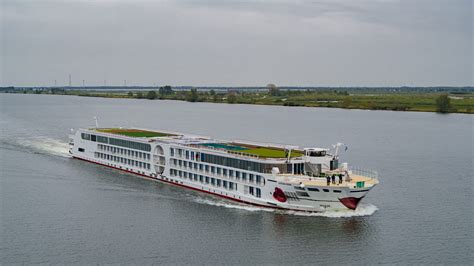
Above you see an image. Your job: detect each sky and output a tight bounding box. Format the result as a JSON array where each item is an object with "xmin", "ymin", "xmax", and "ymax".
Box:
[{"xmin": 1, "ymin": 0, "xmax": 472, "ymax": 87}]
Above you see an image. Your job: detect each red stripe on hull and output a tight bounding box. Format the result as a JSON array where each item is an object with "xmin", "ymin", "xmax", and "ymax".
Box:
[
  {"xmin": 72, "ymin": 156, "xmax": 310, "ymax": 212},
  {"xmin": 338, "ymin": 197, "xmax": 364, "ymax": 210}
]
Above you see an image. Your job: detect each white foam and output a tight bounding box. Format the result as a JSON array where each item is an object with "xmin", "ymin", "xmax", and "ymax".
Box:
[
  {"xmin": 193, "ymin": 197, "xmax": 378, "ymax": 218},
  {"xmin": 287, "ymin": 203, "xmax": 378, "ymax": 217},
  {"xmin": 14, "ymin": 137, "xmax": 70, "ymax": 158},
  {"xmin": 194, "ymin": 198, "xmax": 276, "ymax": 213}
]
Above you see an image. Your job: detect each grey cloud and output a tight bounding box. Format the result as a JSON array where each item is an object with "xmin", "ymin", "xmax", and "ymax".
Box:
[{"xmin": 0, "ymin": 0, "xmax": 472, "ymax": 87}]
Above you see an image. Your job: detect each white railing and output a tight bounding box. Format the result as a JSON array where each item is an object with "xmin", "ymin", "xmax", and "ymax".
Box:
[
  {"xmin": 226, "ymin": 150, "xmax": 260, "ymax": 159},
  {"xmin": 349, "ymin": 167, "xmax": 379, "ymax": 180}
]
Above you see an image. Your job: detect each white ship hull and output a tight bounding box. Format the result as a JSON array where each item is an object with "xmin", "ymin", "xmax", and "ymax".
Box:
[{"xmin": 69, "ymin": 128, "xmax": 378, "ymax": 212}]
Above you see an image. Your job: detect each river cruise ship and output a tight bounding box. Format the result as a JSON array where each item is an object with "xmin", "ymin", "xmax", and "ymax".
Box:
[{"xmin": 69, "ymin": 128, "xmax": 379, "ymax": 212}]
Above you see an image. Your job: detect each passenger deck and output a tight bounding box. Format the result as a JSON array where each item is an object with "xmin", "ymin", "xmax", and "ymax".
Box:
[{"xmin": 277, "ymin": 173, "xmax": 378, "ymax": 189}]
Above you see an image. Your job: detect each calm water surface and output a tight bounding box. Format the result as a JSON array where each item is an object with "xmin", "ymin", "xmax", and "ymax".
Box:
[{"xmin": 1, "ymin": 94, "xmax": 472, "ymax": 264}]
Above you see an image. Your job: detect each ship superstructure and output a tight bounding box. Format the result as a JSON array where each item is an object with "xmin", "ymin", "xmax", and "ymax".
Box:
[{"xmin": 69, "ymin": 128, "xmax": 378, "ymax": 212}]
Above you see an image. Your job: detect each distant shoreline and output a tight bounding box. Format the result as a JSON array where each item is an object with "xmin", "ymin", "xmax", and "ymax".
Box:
[{"xmin": 1, "ymin": 88, "xmax": 473, "ymax": 114}]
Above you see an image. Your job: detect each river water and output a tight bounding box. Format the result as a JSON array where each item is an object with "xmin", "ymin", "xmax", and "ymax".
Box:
[{"xmin": 1, "ymin": 94, "xmax": 472, "ymax": 264}]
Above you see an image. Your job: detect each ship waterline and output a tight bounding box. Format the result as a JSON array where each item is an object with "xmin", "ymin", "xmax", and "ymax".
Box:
[{"xmin": 69, "ymin": 127, "xmax": 379, "ymax": 212}]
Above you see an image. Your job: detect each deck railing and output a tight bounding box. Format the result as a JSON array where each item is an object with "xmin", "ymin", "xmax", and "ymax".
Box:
[
  {"xmin": 226, "ymin": 150, "xmax": 260, "ymax": 159},
  {"xmin": 349, "ymin": 167, "xmax": 379, "ymax": 180}
]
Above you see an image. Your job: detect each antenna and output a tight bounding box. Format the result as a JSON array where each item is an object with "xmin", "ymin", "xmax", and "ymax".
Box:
[
  {"xmin": 285, "ymin": 147, "xmax": 292, "ymax": 162},
  {"xmin": 68, "ymin": 74, "xmax": 71, "ymax": 87},
  {"xmin": 82, "ymin": 79, "xmax": 85, "ymax": 87},
  {"xmin": 124, "ymin": 80, "xmax": 127, "ymax": 86},
  {"xmin": 333, "ymin": 142, "xmax": 345, "ymax": 158},
  {"xmin": 54, "ymin": 80, "xmax": 57, "ymax": 87},
  {"xmin": 94, "ymin": 116, "xmax": 99, "ymax": 128}
]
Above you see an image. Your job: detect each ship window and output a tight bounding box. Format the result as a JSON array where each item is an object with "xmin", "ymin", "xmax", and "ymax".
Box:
[
  {"xmin": 199, "ymin": 175, "xmax": 203, "ymax": 182},
  {"xmin": 323, "ymin": 189, "xmax": 329, "ymax": 192},
  {"xmin": 223, "ymin": 180, "xmax": 228, "ymax": 188},
  {"xmin": 308, "ymin": 187, "xmax": 319, "ymax": 192},
  {"xmin": 309, "ymin": 151, "xmax": 326, "ymax": 157},
  {"xmin": 183, "ymin": 161, "xmax": 187, "ymax": 168},
  {"xmin": 199, "ymin": 164, "xmax": 203, "ymax": 171},
  {"xmin": 249, "ymin": 186, "xmax": 254, "ymax": 195},
  {"xmin": 97, "ymin": 136, "xmax": 108, "ymax": 144},
  {"xmin": 242, "ymin": 173, "xmax": 247, "ymax": 181},
  {"xmin": 236, "ymin": 171, "xmax": 240, "ymax": 179},
  {"xmin": 186, "ymin": 150, "xmax": 189, "ymax": 159},
  {"xmin": 249, "ymin": 174, "xmax": 254, "ymax": 182},
  {"xmin": 296, "ymin": 191, "xmax": 309, "ymax": 197},
  {"xmin": 216, "ymin": 179, "xmax": 221, "ymax": 187},
  {"xmin": 294, "ymin": 186, "xmax": 306, "ymax": 191},
  {"xmin": 256, "ymin": 188, "xmax": 261, "ymax": 198},
  {"xmin": 211, "ymin": 166, "xmax": 215, "ymax": 173},
  {"xmin": 256, "ymin": 175, "xmax": 261, "ymax": 184},
  {"xmin": 223, "ymin": 169, "xmax": 227, "ymax": 176},
  {"xmin": 191, "ymin": 151, "xmax": 194, "ymax": 160},
  {"xmin": 211, "ymin": 178, "xmax": 215, "ymax": 185},
  {"xmin": 170, "ymin": 148, "xmax": 174, "ymax": 156},
  {"xmin": 229, "ymin": 170, "xmax": 234, "ymax": 177},
  {"xmin": 216, "ymin": 168, "xmax": 221, "ymax": 175},
  {"xmin": 229, "ymin": 182, "xmax": 234, "ymax": 190},
  {"xmin": 91, "ymin": 135, "xmax": 96, "ymax": 142},
  {"xmin": 205, "ymin": 176, "xmax": 209, "ymax": 183},
  {"xmin": 333, "ymin": 190, "xmax": 341, "ymax": 193},
  {"xmin": 81, "ymin": 133, "xmax": 91, "ymax": 140},
  {"xmin": 78, "ymin": 148, "xmax": 85, "ymax": 152}
]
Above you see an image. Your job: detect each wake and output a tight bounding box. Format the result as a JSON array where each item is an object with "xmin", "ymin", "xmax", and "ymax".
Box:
[
  {"xmin": 1, "ymin": 136, "xmax": 70, "ymax": 158},
  {"xmin": 193, "ymin": 198, "xmax": 378, "ymax": 218}
]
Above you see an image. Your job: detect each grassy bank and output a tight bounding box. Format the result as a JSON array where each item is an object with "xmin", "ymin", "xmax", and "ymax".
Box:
[{"xmin": 3, "ymin": 88, "xmax": 473, "ymax": 113}]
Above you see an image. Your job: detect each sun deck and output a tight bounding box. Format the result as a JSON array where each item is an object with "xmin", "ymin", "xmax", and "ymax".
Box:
[
  {"xmin": 92, "ymin": 128, "xmax": 305, "ymax": 159},
  {"xmin": 192, "ymin": 142, "xmax": 304, "ymax": 159}
]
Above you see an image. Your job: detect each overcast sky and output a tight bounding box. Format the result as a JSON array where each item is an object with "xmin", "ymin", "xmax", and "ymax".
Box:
[{"xmin": 1, "ymin": 0, "xmax": 472, "ymax": 87}]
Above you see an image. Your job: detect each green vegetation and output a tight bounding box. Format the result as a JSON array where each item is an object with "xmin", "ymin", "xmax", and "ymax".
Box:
[
  {"xmin": 186, "ymin": 88, "xmax": 199, "ymax": 102},
  {"xmin": 146, "ymin": 90, "xmax": 157, "ymax": 100},
  {"xmin": 435, "ymin": 94, "xmax": 453, "ymax": 113},
  {"xmin": 2, "ymin": 85, "xmax": 473, "ymax": 113},
  {"xmin": 243, "ymin": 147, "xmax": 303, "ymax": 158},
  {"xmin": 97, "ymin": 128, "xmax": 175, "ymax": 138},
  {"xmin": 227, "ymin": 92, "xmax": 237, "ymax": 103},
  {"xmin": 267, "ymin": 84, "xmax": 280, "ymax": 96},
  {"xmin": 200, "ymin": 142, "xmax": 303, "ymax": 158},
  {"xmin": 159, "ymin": 85, "xmax": 173, "ymax": 96}
]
